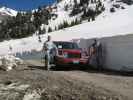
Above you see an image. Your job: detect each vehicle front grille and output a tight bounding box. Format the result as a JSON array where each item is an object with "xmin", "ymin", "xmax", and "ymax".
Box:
[{"xmin": 68, "ymin": 53, "xmax": 81, "ymax": 58}]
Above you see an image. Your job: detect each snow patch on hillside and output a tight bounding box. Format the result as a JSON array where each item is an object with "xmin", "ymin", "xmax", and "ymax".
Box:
[
  {"xmin": 47, "ymin": 0, "xmax": 131, "ymax": 30},
  {"xmin": 97, "ymin": 0, "xmax": 129, "ymax": 20},
  {"xmin": 47, "ymin": 0, "xmax": 79, "ymax": 30}
]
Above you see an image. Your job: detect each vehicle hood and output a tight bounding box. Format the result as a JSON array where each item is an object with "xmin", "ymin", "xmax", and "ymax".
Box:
[{"xmin": 58, "ymin": 49, "xmax": 81, "ymax": 54}]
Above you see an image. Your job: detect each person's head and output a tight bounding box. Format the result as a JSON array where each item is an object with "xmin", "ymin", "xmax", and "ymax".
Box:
[
  {"xmin": 92, "ymin": 39, "xmax": 97, "ymax": 47},
  {"xmin": 94, "ymin": 39, "xmax": 97, "ymax": 43},
  {"xmin": 47, "ymin": 35, "xmax": 51, "ymax": 41}
]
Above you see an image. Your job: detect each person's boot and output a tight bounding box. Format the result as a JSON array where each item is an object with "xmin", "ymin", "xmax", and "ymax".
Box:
[
  {"xmin": 44, "ymin": 61, "xmax": 48, "ymax": 70},
  {"xmin": 45, "ymin": 58, "xmax": 50, "ymax": 70},
  {"xmin": 44, "ymin": 65, "xmax": 47, "ymax": 70}
]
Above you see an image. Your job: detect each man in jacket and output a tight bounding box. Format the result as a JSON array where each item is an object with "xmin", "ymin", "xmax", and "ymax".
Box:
[{"xmin": 42, "ymin": 35, "xmax": 58, "ymax": 70}]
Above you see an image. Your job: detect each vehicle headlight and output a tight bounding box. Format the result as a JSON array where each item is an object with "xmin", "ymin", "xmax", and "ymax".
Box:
[{"xmin": 63, "ymin": 52, "xmax": 68, "ymax": 58}]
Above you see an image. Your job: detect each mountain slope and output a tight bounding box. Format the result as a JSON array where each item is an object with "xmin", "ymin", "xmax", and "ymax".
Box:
[
  {"xmin": 0, "ymin": 4, "xmax": 133, "ymax": 55},
  {"xmin": 0, "ymin": 6, "xmax": 17, "ymax": 16},
  {"xmin": 47, "ymin": 0, "xmax": 133, "ymax": 29},
  {"xmin": 0, "ymin": 0, "xmax": 133, "ymax": 55},
  {"xmin": 0, "ymin": 0, "xmax": 132, "ymax": 40},
  {"xmin": 0, "ymin": 6, "xmax": 17, "ymax": 22},
  {"xmin": 50, "ymin": 5, "xmax": 133, "ymax": 40}
]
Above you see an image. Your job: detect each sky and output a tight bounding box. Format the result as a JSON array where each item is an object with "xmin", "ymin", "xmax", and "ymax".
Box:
[{"xmin": 0, "ymin": 0, "xmax": 56, "ymax": 11}]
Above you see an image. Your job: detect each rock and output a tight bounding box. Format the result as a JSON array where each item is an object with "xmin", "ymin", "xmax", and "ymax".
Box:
[
  {"xmin": 4, "ymin": 80, "xmax": 12, "ymax": 85},
  {"xmin": 0, "ymin": 55, "xmax": 23, "ymax": 71},
  {"xmin": 23, "ymin": 90, "xmax": 41, "ymax": 100}
]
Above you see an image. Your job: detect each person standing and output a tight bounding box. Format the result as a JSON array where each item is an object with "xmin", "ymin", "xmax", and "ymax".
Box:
[
  {"xmin": 89, "ymin": 39, "xmax": 103, "ymax": 70},
  {"xmin": 96, "ymin": 40, "xmax": 103, "ymax": 70},
  {"xmin": 42, "ymin": 35, "xmax": 58, "ymax": 70},
  {"xmin": 89, "ymin": 39, "xmax": 97, "ymax": 68}
]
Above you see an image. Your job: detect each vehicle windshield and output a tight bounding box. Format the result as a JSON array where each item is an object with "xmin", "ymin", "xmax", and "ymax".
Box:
[{"xmin": 54, "ymin": 42, "xmax": 79, "ymax": 49}]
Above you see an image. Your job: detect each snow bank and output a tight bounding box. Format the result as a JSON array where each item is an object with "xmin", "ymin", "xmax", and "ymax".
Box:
[{"xmin": 0, "ymin": 55, "xmax": 23, "ymax": 71}]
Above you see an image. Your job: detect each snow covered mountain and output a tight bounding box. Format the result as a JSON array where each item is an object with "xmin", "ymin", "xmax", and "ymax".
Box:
[
  {"xmin": 0, "ymin": 6, "xmax": 17, "ymax": 16},
  {"xmin": 0, "ymin": 6, "xmax": 17, "ymax": 22},
  {"xmin": 0, "ymin": 0, "xmax": 133, "ymax": 55}
]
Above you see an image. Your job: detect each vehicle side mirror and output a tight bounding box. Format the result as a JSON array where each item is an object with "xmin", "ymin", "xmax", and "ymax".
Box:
[{"xmin": 79, "ymin": 48, "xmax": 82, "ymax": 51}]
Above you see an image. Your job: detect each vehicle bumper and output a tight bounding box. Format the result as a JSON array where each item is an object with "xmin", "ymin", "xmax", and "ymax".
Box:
[{"xmin": 55, "ymin": 57, "xmax": 88, "ymax": 66}]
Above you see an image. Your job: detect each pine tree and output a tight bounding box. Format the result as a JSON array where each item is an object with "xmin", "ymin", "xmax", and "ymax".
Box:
[
  {"xmin": 48, "ymin": 27, "xmax": 52, "ymax": 33},
  {"xmin": 55, "ymin": 26, "xmax": 57, "ymax": 31},
  {"xmin": 39, "ymin": 27, "xmax": 46, "ymax": 34},
  {"xmin": 70, "ymin": 20, "xmax": 75, "ymax": 27},
  {"xmin": 63, "ymin": 21, "xmax": 69, "ymax": 28}
]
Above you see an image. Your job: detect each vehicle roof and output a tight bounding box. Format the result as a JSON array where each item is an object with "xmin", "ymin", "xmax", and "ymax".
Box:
[{"xmin": 53, "ymin": 41, "xmax": 75, "ymax": 43}]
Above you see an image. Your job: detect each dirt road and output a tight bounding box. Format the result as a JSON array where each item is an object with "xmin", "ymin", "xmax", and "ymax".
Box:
[
  {"xmin": 0, "ymin": 63, "xmax": 132, "ymax": 100},
  {"xmin": 58, "ymin": 71, "xmax": 133, "ymax": 100}
]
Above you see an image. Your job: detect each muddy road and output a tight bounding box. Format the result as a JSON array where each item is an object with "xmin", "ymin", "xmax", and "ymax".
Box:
[{"xmin": 0, "ymin": 63, "xmax": 133, "ymax": 100}]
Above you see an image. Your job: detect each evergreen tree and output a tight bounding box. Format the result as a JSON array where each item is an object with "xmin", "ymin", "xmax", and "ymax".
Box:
[
  {"xmin": 48, "ymin": 27, "xmax": 52, "ymax": 33},
  {"xmin": 55, "ymin": 26, "xmax": 57, "ymax": 31},
  {"xmin": 39, "ymin": 27, "xmax": 46, "ymax": 34},
  {"xmin": 63, "ymin": 21, "xmax": 69, "ymax": 28}
]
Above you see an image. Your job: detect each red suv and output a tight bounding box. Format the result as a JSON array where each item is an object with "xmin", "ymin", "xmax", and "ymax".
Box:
[{"xmin": 53, "ymin": 41, "xmax": 88, "ymax": 66}]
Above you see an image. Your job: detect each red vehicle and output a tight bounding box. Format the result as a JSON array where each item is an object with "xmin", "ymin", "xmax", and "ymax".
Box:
[{"xmin": 53, "ymin": 41, "xmax": 88, "ymax": 66}]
